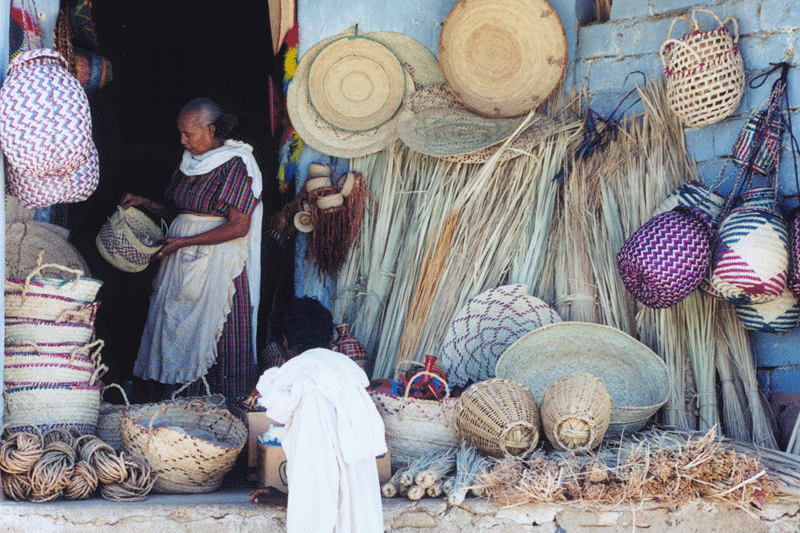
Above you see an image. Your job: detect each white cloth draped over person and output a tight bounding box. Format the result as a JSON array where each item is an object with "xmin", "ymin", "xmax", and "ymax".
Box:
[{"xmin": 257, "ymin": 348, "xmax": 386, "ymax": 533}]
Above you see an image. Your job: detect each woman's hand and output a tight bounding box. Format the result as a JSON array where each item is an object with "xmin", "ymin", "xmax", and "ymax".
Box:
[
  {"xmin": 120, "ymin": 193, "xmax": 149, "ymax": 209},
  {"xmin": 153, "ymin": 237, "xmax": 186, "ymax": 260}
]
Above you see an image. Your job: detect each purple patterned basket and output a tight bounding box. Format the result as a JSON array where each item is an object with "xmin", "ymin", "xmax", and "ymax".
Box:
[
  {"xmin": 617, "ymin": 206, "xmax": 714, "ymax": 309},
  {"xmin": 788, "ymin": 207, "xmax": 800, "ymax": 297}
]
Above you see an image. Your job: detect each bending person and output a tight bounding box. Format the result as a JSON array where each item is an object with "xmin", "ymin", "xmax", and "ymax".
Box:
[{"xmin": 124, "ymin": 97, "xmax": 263, "ymax": 402}]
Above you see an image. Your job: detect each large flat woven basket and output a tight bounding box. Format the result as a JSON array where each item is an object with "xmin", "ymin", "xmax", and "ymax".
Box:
[
  {"xmin": 119, "ymin": 400, "xmax": 246, "ymax": 494},
  {"xmin": 495, "ymin": 322, "xmax": 670, "ymax": 437},
  {"xmin": 453, "ymin": 377, "xmax": 540, "ymax": 458}
]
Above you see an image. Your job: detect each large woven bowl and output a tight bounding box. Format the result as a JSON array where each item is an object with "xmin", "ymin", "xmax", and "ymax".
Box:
[
  {"xmin": 495, "ymin": 322, "xmax": 670, "ymax": 436},
  {"xmin": 119, "ymin": 400, "xmax": 246, "ymax": 494},
  {"xmin": 454, "ymin": 378, "xmax": 540, "ymax": 458}
]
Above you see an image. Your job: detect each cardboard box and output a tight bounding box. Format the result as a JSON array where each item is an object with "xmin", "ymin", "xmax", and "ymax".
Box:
[
  {"xmin": 229, "ymin": 405, "xmax": 281, "ymax": 480},
  {"xmin": 257, "ymin": 442, "xmax": 391, "ymax": 492}
]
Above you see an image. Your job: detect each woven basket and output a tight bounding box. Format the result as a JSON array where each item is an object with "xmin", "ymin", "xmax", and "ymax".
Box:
[
  {"xmin": 97, "ymin": 383, "xmax": 131, "ymax": 451},
  {"xmin": 4, "ymin": 339, "xmax": 103, "ymax": 361},
  {"xmin": 439, "ymin": 284, "xmax": 561, "ymax": 386},
  {"xmin": 5, "ymin": 292, "xmax": 98, "ymax": 323},
  {"xmin": 495, "ymin": 322, "xmax": 669, "ymax": 436},
  {"xmin": 651, "ymin": 181, "xmax": 725, "ymax": 223},
  {"xmin": 369, "ymin": 370, "xmax": 459, "ymax": 469},
  {"xmin": 4, "ymin": 359, "xmax": 107, "ymax": 385},
  {"xmin": 96, "ymin": 207, "xmax": 164, "ymax": 273},
  {"xmin": 789, "ymin": 207, "xmax": 800, "ymax": 297},
  {"xmin": 5, "ymin": 319, "xmax": 95, "ymax": 345},
  {"xmin": 710, "ymin": 187, "xmax": 788, "ymax": 305},
  {"xmin": 540, "ymin": 372, "xmax": 613, "ymax": 451},
  {"xmin": 119, "ymin": 400, "xmax": 246, "ymax": 494},
  {"xmin": 732, "ymin": 109, "xmax": 785, "ymax": 176},
  {"xmin": 6, "ymin": 220, "xmax": 91, "ymax": 279},
  {"xmin": 6, "ymin": 262, "xmax": 102, "ymax": 302},
  {"xmin": 2, "ymin": 382, "xmax": 101, "ymax": 434},
  {"xmin": 735, "ymin": 288, "xmax": 800, "ymax": 334},
  {"xmin": 661, "ymin": 9, "xmax": 743, "ymax": 128},
  {"xmin": 453, "ymin": 378, "xmax": 540, "ymax": 458},
  {"xmin": 617, "ymin": 206, "xmax": 715, "ymax": 309}
]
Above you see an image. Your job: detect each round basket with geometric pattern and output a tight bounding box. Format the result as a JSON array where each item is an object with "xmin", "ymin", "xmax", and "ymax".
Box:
[
  {"xmin": 735, "ymin": 288, "xmax": 800, "ymax": 334},
  {"xmin": 96, "ymin": 207, "xmax": 164, "ymax": 273}
]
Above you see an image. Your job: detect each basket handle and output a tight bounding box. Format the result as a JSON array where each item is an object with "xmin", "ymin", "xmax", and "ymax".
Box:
[
  {"xmin": 101, "ymin": 383, "xmax": 130, "ymax": 406},
  {"xmin": 659, "ymin": 38, "xmax": 704, "ymax": 70},
  {"xmin": 142, "ymin": 405, "xmax": 170, "ymax": 433},
  {"xmin": 90, "ymin": 364, "xmax": 109, "ymax": 385},
  {"xmin": 691, "ymin": 8, "xmax": 739, "ymax": 43},
  {"xmin": 55, "ymin": 301, "xmax": 99, "ymax": 325},
  {"xmin": 666, "ymin": 15, "xmax": 693, "ymax": 41},
  {"xmin": 171, "ymin": 374, "xmax": 212, "ymax": 400},
  {"xmin": 498, "ymin": 420, "xmax": 539, "ymax": 458},
  {"xmin": 402, "ymin": 371, "xmax": 451, "ymax": 401}
]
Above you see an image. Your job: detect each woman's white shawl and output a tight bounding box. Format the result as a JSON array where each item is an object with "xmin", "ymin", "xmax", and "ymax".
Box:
[{"xmin": 257, "ymin": 348, "xmax": 386, "ymax": 533}]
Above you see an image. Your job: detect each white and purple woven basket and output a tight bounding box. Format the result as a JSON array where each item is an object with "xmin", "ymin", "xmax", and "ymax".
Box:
[
  {"xmin": 0, "ymin": 49, "xmax": 99, "ymax": 208},
  {"xmin": 617, "ymin": 206, "xmax": 714, "ymax": 309}
]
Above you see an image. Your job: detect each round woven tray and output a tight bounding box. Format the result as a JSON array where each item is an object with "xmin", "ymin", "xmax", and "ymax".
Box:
[
  {"xmin": 540, "ymin": 372, "xmax": 612, "ymax": 451},
  {"xmin": 119, "ymin": 400, "xmax": 246, "ymax": 494},
  {"xmin": 454, "ymin": 378, "xmax": 540, "ymax": 458},
  {"xmin": 495, "ymin": 322, "xmax": 669, "ymax": 436}
]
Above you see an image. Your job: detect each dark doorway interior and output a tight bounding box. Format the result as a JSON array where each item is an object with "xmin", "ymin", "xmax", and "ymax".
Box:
[{"xmin": 61, "ymin": 1, "xmax": 287, "ymax": 397}]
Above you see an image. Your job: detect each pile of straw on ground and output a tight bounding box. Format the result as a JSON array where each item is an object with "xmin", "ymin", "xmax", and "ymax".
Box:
[{"xmin": 480, "ymin": 427, "xmax": 780, "ymax": 512}]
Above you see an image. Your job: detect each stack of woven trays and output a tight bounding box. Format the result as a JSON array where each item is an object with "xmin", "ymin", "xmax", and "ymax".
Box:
[{"xmin": 4, "ymin": 262, "xmax": 105, "ymax": 435}]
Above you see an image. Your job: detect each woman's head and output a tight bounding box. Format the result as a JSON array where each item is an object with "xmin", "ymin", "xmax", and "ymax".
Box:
[
  {"xmin": 177, "ymin": 98, "xmax": 239, "ymax": 156},
  {"xmin": 270, "ymin": 297, "xmax": 334, "ymax": 357}
]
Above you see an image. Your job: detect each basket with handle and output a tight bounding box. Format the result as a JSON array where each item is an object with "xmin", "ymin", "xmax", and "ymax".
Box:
[
  {"xmin": 453, "ymin": 378, "xmax": 540, "ymax": 458},
  {"xmin": 96, "ymin": 207, "xmax": 165, "ymax": 273},
  {"xmin": 119, "ymin": 399, "xmax": 247, "ymax": 493},
  {"xmin": 97, "ymin": 383, "xmax": 132, "ymax": 451},
  {"xmin": 5, "ymin": 319, "xmax": 95, "ymax": 345},
  {"xmin": 2, "ymin": 382, "xmax": 101, "ymax": 435},
  {"xmin": 539, "ymin": 372, "xmax": 613, "ymax": 451},
  {"xmin": 660, "ymin": 8, "xmax": 744, "ymax": 128},
  {"xmin": 368, "ymin": 368, "xmax": 459, "ymax": 469},
  {"xmin": 6, "ymin": 262, "xmax": 102, "ymax": 302},
  {"xmin": 3, "ymin": 359, "xmax": 107, "ymax": 386}
]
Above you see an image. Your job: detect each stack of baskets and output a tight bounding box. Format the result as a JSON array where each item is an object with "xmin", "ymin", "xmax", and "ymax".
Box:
[
  {"xmin": 96, "ymin": 207, "xmax": 164, "ymax": 273},
  {"xmin": 660, "ymin": 8, "xmax": 744, "ymax": 128},
  {"xmin": 4, "ymin": 262, "xmax": 105, "ymax": 434}
]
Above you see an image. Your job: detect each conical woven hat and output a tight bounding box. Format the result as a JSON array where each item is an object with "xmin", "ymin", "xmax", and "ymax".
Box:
[
  {"xmin": 439, "ymin": 0, "xmax": 567, "ymax": 118},
  {"xmin": 495, "ymin": 322, "xmax": 669, "ymax": 436},
  {"xmin": 308, "ymin": 35, "xmax": 406, "ymax": 132},
  {"xmin": 287, "ymin": 28, "xmax": 416, "ymax": 158}
]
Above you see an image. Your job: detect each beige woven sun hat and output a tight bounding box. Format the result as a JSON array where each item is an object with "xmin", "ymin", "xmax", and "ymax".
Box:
[
  {"xmin": 287, "ymin": 27, "xmax": 416, "ymax": 158},
  {"xmin": 439, "ymin": 0, "xmax": 567, "ymax": 118},
  {"xmin": 495, "ymin": 322, "xmax": 670, "ymax": 437},
  {"xmin": 400, "ymin": 83, "xmax": 556, "ymax": 161},
  {"xmin": 307, "ymin": 34, "xmax": 406, "ymax": 132}
]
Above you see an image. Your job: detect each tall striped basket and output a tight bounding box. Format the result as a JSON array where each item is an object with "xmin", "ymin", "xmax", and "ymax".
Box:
[
  {"xmin": 710, "ymin": 187, "xmax": 789, "ymax": 304},
  {"xmin": 735, "ymin": 288, "xmax": 800, "ymax": 334},
  {"xmin": 617, "ymin": 206, "xmax": 714, "ymax": 309}
]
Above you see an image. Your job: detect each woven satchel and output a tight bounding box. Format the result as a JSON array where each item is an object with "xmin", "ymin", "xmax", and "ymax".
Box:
[
  {"xmin": 617, "ymin": 206, "xmax": 714, "ymax": 309},
  {"xmin": 0, "ymin": 49, "xmax": 99, "ymax": 208}
]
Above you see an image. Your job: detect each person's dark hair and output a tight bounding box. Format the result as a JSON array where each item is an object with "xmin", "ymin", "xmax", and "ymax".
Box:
[
  {"xmin": 180, "ymin": 97, "xmax": 239, "ymax": 139},
  {"xmin": 270, "ymin": 297, "xmax": 334, "ymax": 356}
]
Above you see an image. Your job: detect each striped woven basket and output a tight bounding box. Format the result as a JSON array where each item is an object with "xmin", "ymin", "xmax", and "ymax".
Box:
[
  {"xmin": 710, "ymin": 187, "xmax": 789, "ymax": 305},
  {"xmin": 617, "ymin": 206, "xmax": 714, "ymax": 309},
  {"xmin": 2, "ymin": 382, "xmax": 101, "ymax": 434},
  {"xmin": 96, "ymin": 207, "xmax": 164, "ymax": 273},
  {"xmin": 4, "ymin": 359, "xmax": 107, "ymax": 385},
  {"xmin": 6, "ymin": 262, "xmax": 102, "ymax": 301},
  {"xmin": 651, "ymin": 180, "xmax": 725, "ymax": 223},
  {"xmin": 788, "ymin": 207, "xmax": 800, "ymax": 297},
  {"xmin": 4, "ymin": 339, "xmax": 104, "ymax": 361},
  {"xmin": 735, "ymin": 288, "xmax": 800, "ymax": 333},
  {"xmin": 5, "ymin": 319, "xmax": 95, "ymax": 345},
  {"xmin": 369, "ymin": 370, "xmax": 459, "ymax": 469},
  {"xmin": 5, "ymin": 293, "xmax": 98, "ymax": 323}
]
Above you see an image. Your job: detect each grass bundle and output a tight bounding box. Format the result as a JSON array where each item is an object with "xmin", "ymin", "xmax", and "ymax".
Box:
[
  {"xmin": 398, "ymin": 449, "xmax": 444, "ymax": 488},
  {"xmin": 415, "ymin": 446, "xmax": 457, "ymax": 489},
  {"xmin": 381, "ymin": 464, "xmax": 408, "ymax": 498},
  {"xmin": 447, "ymin": 443, "xmax": 489, "ymax": 506}
]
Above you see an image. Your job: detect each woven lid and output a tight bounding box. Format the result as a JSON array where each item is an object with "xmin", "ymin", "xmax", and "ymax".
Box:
[
  {"xmin": 287, "ymin": 27, "xmax": 416, "ymax": 158},
  {"xmin": 293, "ymin": 211, "xmax": 313, "ymax": 233},
  {"xmin": 439, "ymin": 0, "xmax": 567, "ymax": 118},
  {"xmin": 6, "ymin": 220, "xmax": 91, "ymax": 279},
  {"xmin": 308, "ymin": 35, "xmax": 406, "ymax": 132},
  {"xmin": 495, "ymin": 321, "xmax": 669, "ymax": 436}
]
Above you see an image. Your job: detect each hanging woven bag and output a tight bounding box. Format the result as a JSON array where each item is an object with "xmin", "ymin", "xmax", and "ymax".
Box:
[
  {"xmin": 0, "ymin": 49, "xmax": 99, "ymax": 208},
  {"xmin": 616, "ymin": 206, "xmax": 714, "ymax": 309},
  {"xmin": 710, "ymin": 187, "xmax": 789, "ymax": 304},
  {"xmin": 735, "ymin": 287, "xmax": 800, "ymax": 334},
  {"xmin": 660, "ymin": 8, "xmax": 744, "ymax": 128},
  {"xmin": 788, "ymin": 207, "xmax": 800, "ymax": 296},
  {"xmin": 651, "ymin": 180, "xmax": 725, "ymax": 223}
]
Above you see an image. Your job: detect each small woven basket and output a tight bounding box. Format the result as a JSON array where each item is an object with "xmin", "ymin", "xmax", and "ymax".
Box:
[
  {"xmin": 97, "ymin": 383, "xmax": 131, "ymax": 451},
  {"xmin": 96, "ymin": 207, "xmax": 164, "ymax": 273},
  {"xmin": 453, "ymin": 378, "xmax": 540, "ymax": 458},
  {"xmin": 661, "ymin": 9, "xmax": 744, "ymax": 128},
  {"xmin": 369, "ymin": 370, "xmax": 459, "ymax": 469},
  {"xmin": 711, "ymin": 187, "xmax": 789, "ymax": 304},
  {"xmin": 617, "ymin": 206, "xmax": 714, "ymax": 309},
  {"xmin": 119, "ymin": 400, "xmax": 246, "ymax": 494},
  {"xmin": 2, "ymin": 382, "xmax": 101, "ymax": 434},
  {"xmin": 735, "ymin": 288, "xmax": 800, "ymax": 334},
  {"xmin": 540, "ymin": 372, "xmax": 612, "ymax": 451}
]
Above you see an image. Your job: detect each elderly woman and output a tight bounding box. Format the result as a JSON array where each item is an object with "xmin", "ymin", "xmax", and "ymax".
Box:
[{"xmin": 122, "ymin": 97, "xmax": 263, "ymax": 402}]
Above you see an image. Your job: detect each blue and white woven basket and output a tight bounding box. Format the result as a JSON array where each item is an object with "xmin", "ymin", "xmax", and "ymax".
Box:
[{"xmin": 735, "ymin": 288, "xmax": 800, "ymax": 333}]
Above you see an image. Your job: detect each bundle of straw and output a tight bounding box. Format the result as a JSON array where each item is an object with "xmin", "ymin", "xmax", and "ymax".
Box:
[{"xmin": 447, "ymin": 443, "xmax": 489, "ymax": 506}]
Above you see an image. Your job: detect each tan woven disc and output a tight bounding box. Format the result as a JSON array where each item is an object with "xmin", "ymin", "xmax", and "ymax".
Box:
[
  {"xmin": 439, "ymin": 0, "xmax": 567, "ymax": 118},
  {"xmin": 308, "ymin": 35, "xmax": 406, "ymax": 132}
]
